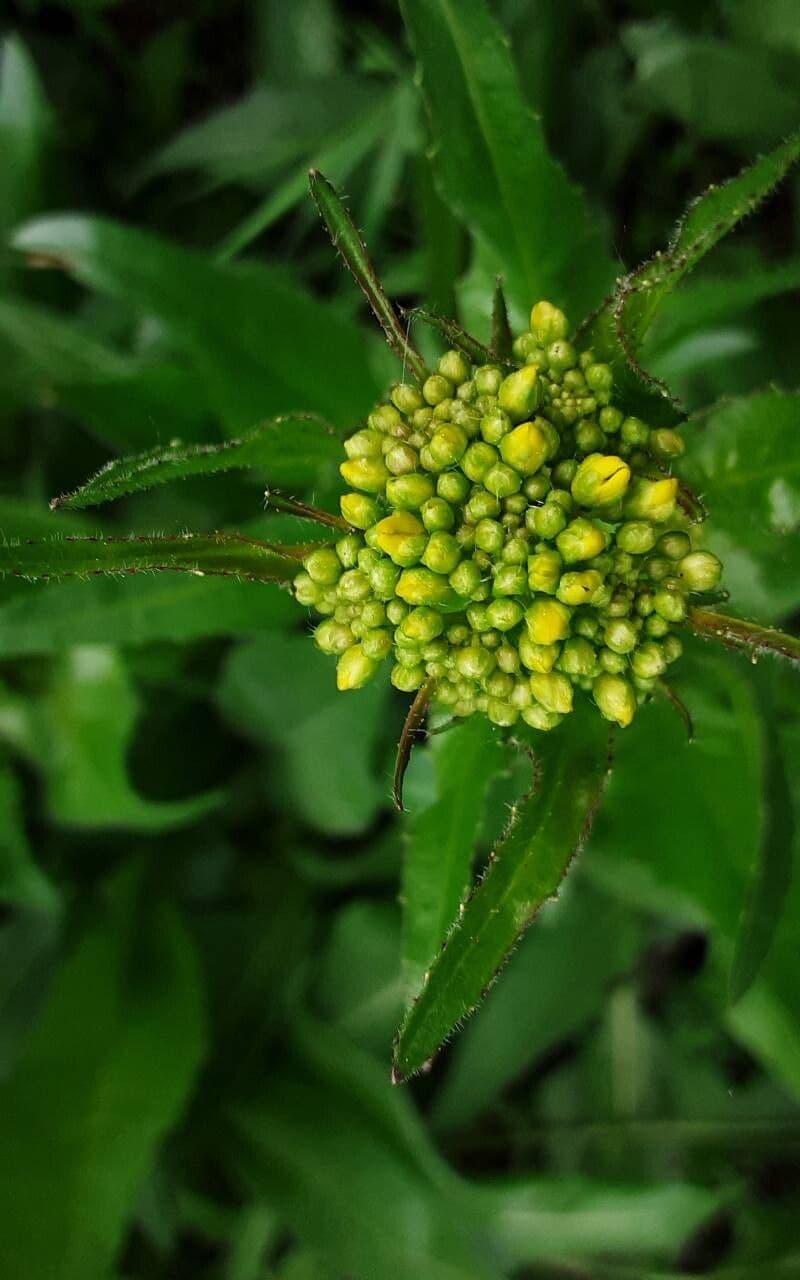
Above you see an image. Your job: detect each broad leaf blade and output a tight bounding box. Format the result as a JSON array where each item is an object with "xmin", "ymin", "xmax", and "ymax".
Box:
[
  {"xmin": 51, "ymin": 414, "xmax": 340, "ymax": 510},
  {"xmin": 400, "ymin": 0, "xmax": 616, "ymax": 324},
  {"xmin": 0, "ymin": 532, "xmax": 305, "ymax": 584},
  {"xmin": 393, "ymin": 710, "xmax": 612, "ymax": 1080},
  {"xmin": 587, "ymin": 129, "xmax": 800, "ymax": 423},
  {"xmin": 402, "ymin": 716, "xmax": 503, "ymax": 1001}
]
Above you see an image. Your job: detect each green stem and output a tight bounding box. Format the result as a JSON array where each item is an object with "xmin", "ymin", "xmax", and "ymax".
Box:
[
  {"xmin": 687, "ymin": 607, "xmax": 800, "ymax": 665},
  {"xmin": 392, "ymin": 680, "xmax": 433, "ymax": 812}
]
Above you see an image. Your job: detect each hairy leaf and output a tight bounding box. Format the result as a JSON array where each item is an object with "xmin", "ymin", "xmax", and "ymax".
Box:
[
  {"xmin": 586, "ymin": 129, "xmax": 800, "ymax": 423},
  {"xmin": 400, "ymin": 0, "xmax": 617, "ymax": 324},
  {"xmin": 393, "ymin": 709, "xmax": 611, "ymax": 1080}
]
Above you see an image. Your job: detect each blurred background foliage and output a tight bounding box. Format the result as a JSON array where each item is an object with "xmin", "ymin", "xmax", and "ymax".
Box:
[{"xmin": 0, "ymin": 0, "xmax": 799, "ymax": 1276}]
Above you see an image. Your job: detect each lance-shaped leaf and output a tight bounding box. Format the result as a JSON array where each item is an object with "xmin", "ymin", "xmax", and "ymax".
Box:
[
  {"xmin": 0, "ymin": 532, "xmax": 306, "ymax": 585},
  {"xmin": 585, "ymin": 129, "xmax": 800, "ymax": 424},
  {"xmin": 687, "ymin": 607, "xmax": 800, "ymax": 666},
  {"xmin": 490, "ymin": 279, "xmax": 513, "ymax": 362},
  {"xmin": 393, "ymin": 709, "xmax": 612, "ymax": 1080},
  {"xmin": 400, "ymin": 0, "xmax": 616, "ymax": 324},
  {"xmin": 308, "ymin": 169, "xmax": 427, "ymax": 383},
  {"xmin": 402, "ymin": 716, "xmax": 504, "ymax": 1002},
  {"xmin": 50, "ymin": 414, "xmax": 341, "ymax": 511}
]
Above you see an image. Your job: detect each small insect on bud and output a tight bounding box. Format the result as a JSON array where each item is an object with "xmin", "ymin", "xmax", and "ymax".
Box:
[
  {"xmin": 528, "ymin": 549, "xmax": 562, "ymax": 594},
  {"xmin": 339, "ymin": 456, "xmax": 389, "ymax": 493},
  {"xmin": 396, "ymin": 567, "xmax": 454, "ymax": 606},
  {"xmin": 679, "ymin": 550, "xmax": 723, "ymax": 593},
  {"xmin": 498, "ymin": 366, "xmax": 542, "ymax": 422},
  {"xmin": 530, "ymin": 299, "xmax": 569, "ymax": 343},
  {"xmin": 374, "ymin": 512, "xmax": 427, "ymax": 567},
  {"xmin": 556, "ymin": 517, "xmax": 608, "ymax": 564},
  {"xmin": 422, "ymin": 530, "xmax": 461, "ymax": 575},
  {"xmin": 623, "ymin": 476, "xmax": 678, "ymax": 523},
  {"xmin": 336, "ymin": 644, "xmax": 379, "ymax": 691},
  {"xmin": 530, "ymin": 671, "xmax": 573, "ymax": 715},
  {"xmin": 593, "ymin": 673, "xmax": 636, "ymax": 727},
  {"xmin": 525, "ymin": 599, "xmax": 571, "ymax": 645},
  {"xmin": 556, "ymin": 570, "xmax": 604, "ymax": 607},
  {"xmin": 386, "ymin": 473, "xmax": 436, "ymax": 510},
  {"xmin": 571, "ymin": 454, "xmax": 631, "ymax": 507}
]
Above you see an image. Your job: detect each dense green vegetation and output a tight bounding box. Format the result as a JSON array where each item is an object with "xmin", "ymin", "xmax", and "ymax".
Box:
[{"xmin": 0, "ymin": 1, "xmax": 799, "ymax": 1276}]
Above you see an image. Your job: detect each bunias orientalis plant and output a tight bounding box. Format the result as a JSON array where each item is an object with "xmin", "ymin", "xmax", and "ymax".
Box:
[{"xmin": 6, "ymin": 137, "xmax": 800, "ymax": 1081}]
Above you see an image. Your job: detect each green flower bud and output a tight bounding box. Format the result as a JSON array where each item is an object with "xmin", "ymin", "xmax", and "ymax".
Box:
[
  {"xmin": 599, "ymin": 647, "xmax": 627, "ymax": 674},
  {"xmin": 653, "ymin": 584, "xmax": 686, "ymax": 622},
  {"xmin": 450, "ymin": 558, "xmax": 483, "ymax": 599},
  {"xmin": 437, "ymin": 470, "xmax": 470, "ymax": 504},
  {"xmin": 439, "ymin": 349, "xmax": 471, "ymax": 383},
  {"xmin": 337, "ymin": 644, "xmax": 378, "ymax": 691},
  {"xmin": 645, "ymin": 555, "xmax": 672, "ymax": 583},
  {"xmin": 400, "ymin": 606, "xmax": 444, "ymax": 643},
  {"xmin": 432, "ymin": 398, "xmax": 455, "ymax": 422},
  {"xmin": 304, "ymin": 546, "xmax": 342, "ymax": 585},
  {"xmin": 335, "ymin": 534, "xmax": 362, "ymax": 569},
  {"xmin": 386, "ymin": 473, "xmax": 436, "ymax": 510},
  {"xmin": 339, "ymin": 456, "xmax": 389, "ymax": 493},
  {"xmin": 314, "ymin": 619, "xmax": 355, "ymax": 654},
  {"xmin": 593, "ymin": 673, "xmax": 636, "ymax": 727},
  {"xmin": 455, "ymin": 643, "xmax": 495, "ymax": 680},
  {"xmin": 487, "ymin": 698, "xmax": 519, "ymax": 727},
  {"xmin": 559, "ymin": 636, "xmax": 597, "ymax": 677},
  {"xmin": 623, "ymin": 476, "xmax": 678, "ymax": 523},
  {"xmin": 374, "ymin": 512, "xmax": 427, "ymax": 567},
  {"xmin": 466, "ymin": 489, "xmax": 501, "ymax": 522},
  {"xmin": 522, "ymin": 704, "xmax": 562, "ymax": 731},
  {"xmin": 475, "ymin": 518, "xmax": 505, "ymax": 554},
  {"xmin": 361, "ymin": 599, "xmax": 385, "ymax": 627},
  {"xmin": 412, "ymin": 409, "xmax": 433, "ymax": 432},
  {"xmin": 556, "ymin": 570, "xmax": 604, "ymax": 607},
  {"xmin": 586, "ymin": 363, "xmax": 613, "ymax": 396},
  {"xmin": 386, "ymin": 599, "xmax": 408, "ymax": 625},
  {"xmin": 480, "ymin": 410, "xmax": 512, "ymax": 445},
  {"xmin": 530, "ymin": 671, "xmax": 573, "ymax": 715},
  {"xmin": 576, "ymin": 420, "xmax": 605, "ymax": 454},
  {"xmin": 337, "ymin": 568, "xmax": 371, "ymax": 602},
  {"xmin": 658, "ymin": 531, "xmax": 691, "ymax": 560},
  {"xmin": 645, "ymin": 614, "xmax": 669, "ymax": 638},
  {"xmin": 429, "ymin": 423, "xmax": 468, "ymax": 467},
  {"xmin": 422, "ymin": 530, "xmax": 461, "ymax": 574},
  {"xmin": 457, "ymin": 378, "xmax": 477, "ymax": 402},
  {"xmin": 369, "ymin": 403, "xmax": 404, "ymax": 434},
  {"xmin": 518, "ymin": 634, "xmax": 558, "ymax": 672},
  {"xmin": 556, "ymin": 517, "xmax": 608, "ymax": 564},
  {"xmin": 396, "ymin": 567, "xmax": 453, "ymax": 606},
  {"xmin": 616, "ymin": 521, "xmax": 656, "ymax": 555},
  {"xmin": 495, "ymin": 644, "xmax": 519, "ymax": 674},
  {"xmin": 486, "ymin": 598, "xmax": 524, "ymax": 631},
  {"xmin": 533, "ymin": 502, "xmax": 568, "ymax": 540},
  {"xmin": 422, "ymin": 373, "xmax": 453, "ymax": 405},
  {"xmin": 679, "ymin": 550, "xmax": 722, "ymax": 593},
  {"xmin": 462, "ymin": 441, "xmax": 499, "ymax": 483},
  {"xmin": 524, "ymin": 474, "xmax": 551, "ymax": 503},
  {"xmin": 528, "ymin": 549, "xmax": 562, "ymax": 594},
  {"xmin": 391, "ymin": 382, "xmax": 424, "ymax": 414},
  {"xmin": 571, "ymin": 454, "xmax": 631, "ymax": 507},
  {"xmin": 421, "ymin": 496, "xmax": 455, "ymax": 532},
  {"xmin": 599, "ymin": 406, "xmax": 623, "ymax": 433},
  {"xmin": 341, "ymin": 492, "xmax": 381, "ymax": 530},
  {"xmin": 487, "ymin": 670, "xmax": 515, "ymax": 699},
  {"xmin": 385, "ymin": 443, "xmax": 419, "ymax": 475},
  {"xmin": 391, "ymin": 662, "xmax": 427, "ymax": 692},
  {"xmin": 650, "ymin": 428, "xmax": 685, "ymax": 460},
  {"xmin": 493, "ymin": 564, "xmax": 527, "ymax": 596},
  {"xmin": 485, "ymin": 461, "xmax": 522, "ymax": 498},
  {"xmin": 531, "ymin": 300, "xmax": 569, "ymax": 343},
  {"xmin": 369, "ymin": 559, "xmax": 400, "ymax": 599},
  {"xmin": 604, "ymin": 618, "xmax": 638, "ymax": 654},
  {"xmin": 499, "ymin": 419, "xmax": 549, "ymax": 475},
  {"xmin": 344, "ymin": 428, "xmax": 383, "ymax": 460},
  {"xmin": 632, "ymin": 641, "xmax": 666, "ymax": 679},
  {"xmin": 474, "ymin": 365, "xmax": 503, "ymax": 395},
  {"xmin": 361, "ymin": 628, "xmax": 392, "ymax": 661},
  {"xmin": 498, "ymin": 366, "xmax": 542, "ymax": 422},
  {"xmin": 663, "ymin": 634, "xmax": 683, "ymax": 663},
  {"xmin": 525, "ymin": 598, "xmax": 571, "ymax": 645},
  {"xmin": 620, "ymin": 416, "xmax": 650, "ymax": 448}
]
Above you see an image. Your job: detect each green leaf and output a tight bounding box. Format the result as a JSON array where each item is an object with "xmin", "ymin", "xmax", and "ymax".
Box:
[
  {"xmin": 490, "ymin": 279, "xmax": 512, "ymax": 362},
  {"xmin": 0, "ymin": 646, "xmax": 221, "ymax": 830},
  {"xmin": 400, "ymin": 0, "xmax": 616, "ymax": 325},
  {"xmin": 0, "ymin": 36, "xmax": 51, "ymax": 241},
  {"xmin": 0, "ymin": 866, "xmax": 206, "ymax": 1280},
  {"xmin": 681, "ymin": 392, "xmax": 800, "ymax": 621},
  {"xmin": 11, "ymin": 216, "xmax": 380, "ymax": 432},
  {"xmin": 217, "ymin": 634, "xmax": 393, "ymax": 837},
  {"xmin": 586, "ymin": 130, "xmax": 800, "ymax": 423},
  {"xmin": 0, "ymin": 531, "xmax": 305, "ymax": 584},
  {"xmin": 402, "ymin": 716, "xmax": 503, "ymax": 1001},
  {"xmin": 0, "ymin": 752, "xmax": 57, "ymax": 912},
  {"xmin": 393, "ymin": 709, "xmax": 611, "ymax": 1080},
  {"xmin": 309, "ymin": 170, "xmax": 427, "ymax": 382},
  {"xmin": 51, "ymin": 413, "xmax": 341, "ymax": 510},
  {"xmin": 0, "ymin": 574, "xmax": 295, "ymax": 658}
]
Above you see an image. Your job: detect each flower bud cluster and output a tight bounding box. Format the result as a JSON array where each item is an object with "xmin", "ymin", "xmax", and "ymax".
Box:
[{"xmin": 292, "ymin": 300, "xmax": 723, "ymax": 730}]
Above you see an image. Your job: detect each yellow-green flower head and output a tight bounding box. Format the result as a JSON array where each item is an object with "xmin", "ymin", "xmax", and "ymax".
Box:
[{"xmin": 291, "ymin": 303, "xmax": 722, "ymax": 732}]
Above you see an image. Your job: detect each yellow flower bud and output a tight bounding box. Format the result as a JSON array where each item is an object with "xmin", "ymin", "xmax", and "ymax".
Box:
[
  {"xmin": 518, "ymin": 632, "xmax": 559, "ymax": 672},
  {"xmin": 339, "ymin": 456, "xmax": 389, "ymax": 493},
  {"xmin": 556, "ymin": 570, "xmax": 604, "ymax": 606},
  {"xmin": 622, "ymin": 476, "xmax": 679, "ymax": 523},
  {"xmin": 374, "ymin": 512, "xmax": 427, "ymax": 567},
  {"xmin": 525, "ymin": 599, "xmax": 571, "ymax": 645},
  {"xmin": 530, "ymin": 300, "xmax": 569, "ymax": 343},
  {"xmin": 340, "ymin": 492, "xmax": 381, "ymax": 529},
  {"xmin": 530, "ymin": 671, "xmax": 573, "ymax": 715},
  {"xmin": 571, "ymin": 454, "xmax": 631, "ymax": 507},
  {"xmin": 498, "ymin": 365, "xmax": 542, "ymax": 423},
  {"xmin": 336, "ymin": 644, "xmax": 379, "ymax": 691},
  {"xmin": 556, "ymin": 517, "xmax": 607, "ymax": 564},
  {"xmin": 593, "ymin": 673, "xmax": 636, "ymax": 727},
  {"xmin": 499, "ymin": 419, "xmax": 549, "ymax": 475},
  {"xmin": 527, "ymin": 549, "xmax": 562, "ymax": 594},
  {"xmin": 395, "ymin": 567, "xmax": 453, "ymax": 606}
]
